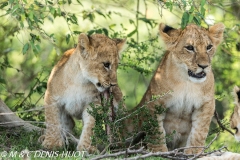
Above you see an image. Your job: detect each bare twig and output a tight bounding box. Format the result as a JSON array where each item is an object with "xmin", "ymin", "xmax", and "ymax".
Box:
[
  {"xmin": 136, "ymin": 0, "xmax": 139, "ymax": 42},
  {"xmin": 200, "ymin": 146, "xmax": 227, "ymax": 156},
  {"xmin": 214, "ymin": 110, "xmax": 234, "ymax": 136},
  {"xmin": 91, "ymin": 147, "xmax": 146, "ymax": 160},
  {"xmin": 91, "ymin": 133, "xmax": 228, "ymax": 160}
]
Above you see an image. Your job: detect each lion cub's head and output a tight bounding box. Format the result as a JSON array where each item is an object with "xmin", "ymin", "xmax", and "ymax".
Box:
[
  {"xmin": 159, "ymin": 23, "xmax": 225, "ymax": 83},
  {"xmin": 77, "ymin": 33, "xmax": 126, "ymax": 92},
  {"xmin": 230, "ymin": 86, "xmax": 240, "ymax": 142}
]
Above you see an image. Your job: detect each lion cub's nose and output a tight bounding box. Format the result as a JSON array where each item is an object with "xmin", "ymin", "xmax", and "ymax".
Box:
[
  {"xmin": 96, "ymin": 82, "xmax": 101, "ymax": 87},
  {"xmin": 198, "ymin": 64, "xmax": 208, "ymax": 69}
]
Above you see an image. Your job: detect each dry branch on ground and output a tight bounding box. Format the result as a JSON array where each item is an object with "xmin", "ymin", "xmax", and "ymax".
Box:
[
  {"xmin": 0, "ymin": 99, "xmax": 41, "ymax": 132},
  {"xmin": 91, "ymin": 133, "xmax": 228, "ymax": 160}
]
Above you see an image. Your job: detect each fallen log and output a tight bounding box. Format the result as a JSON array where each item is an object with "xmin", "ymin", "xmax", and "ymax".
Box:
[{"xmin": 0, "ymin": 99, "xmax": 41, "ymax": 132}]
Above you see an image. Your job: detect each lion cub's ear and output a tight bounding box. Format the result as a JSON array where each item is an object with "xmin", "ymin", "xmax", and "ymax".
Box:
[
  {"xmin": 113, "ymin": 38, "xmax": 127, "ymax": 53},
  {"xmin": 78, "ymin": 33, "xmax": 94, "ymax": 58},
  {"xmin": 208, "ymin": 23, "xmax": 225, "ymax": 46},
  {"xmin": 159, "ymin": 23, "xmax": 180, "ymax": 49}
]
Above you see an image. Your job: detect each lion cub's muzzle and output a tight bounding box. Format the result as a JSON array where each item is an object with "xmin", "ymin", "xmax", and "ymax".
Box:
[
  {"xmin": 188, "ymin": 64, "xmax": 208, "ymax": 79},
  {"xmin": 96, "ymin": 82, "xmax": 117, "ymax": 92},
  {"xmin": 188, "ymin": 70, "xmax": 206, "ymax": 79}
]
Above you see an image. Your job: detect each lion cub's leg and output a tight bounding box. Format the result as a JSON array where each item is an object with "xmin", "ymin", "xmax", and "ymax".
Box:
[
  {"xmin": 185, "ymin": 100, "xmax": 215, "ymax": 154},
  {"xmin": 148, "ymin": 113, "xmax": 168, "ymax": 152},
  {"xmin": 59, "ymin": 109, "xmax": 75, "ymax": 134},
  {"xmin": 41, "ymin": 103, "xmax": 65, "ymax": 149},
  {"xmin": 77, "ymin": 105, "xmax": 97, "ymax": 153}
]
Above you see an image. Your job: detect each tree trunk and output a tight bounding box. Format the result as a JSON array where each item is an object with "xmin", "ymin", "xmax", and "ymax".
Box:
[{"xmin": 0, "ymin": 99, "xmax": 42, "ymax": 132}]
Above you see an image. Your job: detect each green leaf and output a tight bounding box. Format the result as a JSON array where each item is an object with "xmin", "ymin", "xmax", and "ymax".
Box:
[
  {"xmin": 70, "ymin": 14, "xmax": 78, "ymax": 24},
  {"xmin": 138, "ymin": 18, "xmax": 153, "ymax": 28},
  {"xmin": 88, "ymin": 13, "xmax": 95, "ymax": 22},
  {"xmin": 9, "ymin": 0, "xmax": 14, "ymax": 4},
  {"xmin": 20, "ymin": 21, "xmax": 24, "ymax": 28},
  {"xmin": 193, "ymin": 16, "xmax": 201, "ymax": 25},
  {"xmin": 50, "ymin": 7, "xmax": 56, "ymax": 18},
  {"xmin": 201, "ymin": 7, "xmax": 205, "ymax": 17},
  {"xmin": 129, "ymin": 19, "xmax": 135, "ymax": 25},
  {"xmin": 14, "ymin": 93, "xmax": 24, "ymax": 97},
  {"xmin": 47, "ymin": 1, "xmax": 53, "ymax": 5},
  {"xmin": 112, "ymin": 11, "xmax": 122, "ymax": 17},
  {"xmin": 0, "ymin": 78, "xmax": 6, "ymax": 84},
  {"xmin": 189, "ymin": 14, "xmax": 194, "ymax": 23},
  {"xmin": 68, "ymin": 0, "xmax": 72, "ymax": 4},
  {"xmin": 201, "ymin": 0, "xmax": 206, "ymax": 6},
  {"xmin": 182, "ymin": 0, "xmax": 187, "ymax": 8},
  {"xmin": 87, "ymin": 30, "xmax": 95, "ymax": 35},
  {"xmin": 96, "ymin": 10, "xmax": 106, "ymax": 18},
  {"xmin": 34, "ymin": 1, "xmax": 43, "ymax": 7},
  {"xmin": 58, "ymin": 0, "xmax": 66, "ymax": 5},
  {"xmin": 127, "ymin": 29, "xmax": 137, "ymax": 37},
  {"xmin": 66, "ymin": 34, "xmax": 70, "ymax": 44},
  {"xmin": 35, "ymin": 44, "xmax": 40, "ymax": 52},
  {"xmin": 95, "ymin": 29, "xmax": 102, "ymax": 34},
  {"xmin": 57, "ymin": 8, "xmax": 61, "ymax": 16},
  {"xmin": 28, "ymin": 11, "xmax": 33, "ymax": 21},
  {"xmin": 41, "ymin": 82, "xmax": 47, "ymax": 89},
  {"xmin": 165, "ymin": 2, "xmax": 173, "ymax": 12},
  {"xmin": 36, "ymin": 86, "xmax": 43, "ymax": 93},
  {"xmin": 189, "ymin": 6, "xmax": 194, "ymax": 13},
  {"xmin": 73, "ymin": 31, "xmax": 82, "ymax": 35},
  {"xmin": 82, "ymin": 11, "xmax": 95, "ymax": 22},
  {"xmin": 76, "ymin": 0, "xmax": 83, "ymax": 6},
  {"xmin": 22, "ymin": 43, "xmax": 29, "ymax": 54},
  {"xmin": 102, "ymin": 28, "xmax": 108, "ymax": 36},
  {"xmin": 181, "ymin": 12, "xmax": 189, "ymax": 29},
  {"xmin": 0, "ymin": 2, "xmax": 8, "ymax": 9},
  {"xmin": 109, "ymin": 24, "xmax": 116, "ymax": 30}
]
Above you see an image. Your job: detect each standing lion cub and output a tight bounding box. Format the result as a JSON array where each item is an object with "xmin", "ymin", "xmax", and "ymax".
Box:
[
  {"xmin": 124, "ymin": 23, "xmax": 225, "ymax": 154},
  {"xmin": 40, "ymin": 33, "xmax": 125, "ymax": 152}
]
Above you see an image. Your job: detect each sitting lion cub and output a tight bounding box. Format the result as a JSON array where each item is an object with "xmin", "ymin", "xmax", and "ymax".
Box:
[
  {"xmin": 40, "ymin": 33, "xmax": 125, "ymax": 152},
  {"xmin": 230, "ymin": 85, "xmax": 240, "ymax": 142},
  {"xmin": 124, "ymin": 23, "xmax": 225, "ymax": 154}
]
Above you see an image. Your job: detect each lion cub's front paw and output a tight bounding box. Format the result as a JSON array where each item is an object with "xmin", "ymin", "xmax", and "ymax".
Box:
[
  {"xmin": 41, "ymin": 135, "xmax": 64, "ymax": 150},
  {"xmin": 147, "ymin": 143, "xmax": 168, "ymax": 152},
  {"xmin": 77, "ymin": 144, "xmax": 98, "ymax": 154}
]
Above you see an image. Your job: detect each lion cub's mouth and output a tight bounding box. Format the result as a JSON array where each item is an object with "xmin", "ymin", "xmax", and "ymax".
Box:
[
  {"xmin": 101, "ymin": 89, "xmax": 110, "ymax": 99},
  {"xmin": 188, "ymin": 70, "xmax": 206, "ymax": 79}
]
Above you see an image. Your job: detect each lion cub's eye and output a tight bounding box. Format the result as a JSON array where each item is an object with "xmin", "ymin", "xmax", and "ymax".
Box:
[
  {"xmin": 207, "ymin": 45, "xmax": 213, "ymax": 50},
  {"xmin": 185, "ymin": 45, "xmax": 194, "ymax": 52},
  {"xmin": 103, "ymin": 62, "xmax": 111, "ymax": 69}
]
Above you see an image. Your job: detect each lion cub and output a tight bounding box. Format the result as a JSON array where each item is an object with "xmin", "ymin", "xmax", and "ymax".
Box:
[
  {"xmin": 124, "ymin": 23, "xmax": 225, "ymax": 154},
  {"xmin": 230, "ymin": 85, "xmax": 240, "ymax": 142},
  {"xmin": 40, "ymin": 33, "xmax": 125, "ymax": 152}
]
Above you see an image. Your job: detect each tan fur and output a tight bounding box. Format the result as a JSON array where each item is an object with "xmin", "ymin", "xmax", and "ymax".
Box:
[
  {"xmin": 124, "ymin": 23, "xmax": 224, "ymax": 154},
  {"xmin": 198, "ymin": 152, "xmax": 240, "ymax": 160},
  {"xmin": 40, "ymin": 33, "xmax": 125, "ymax": 153},
  {"xmin": 230, "ymin": 86, "xmax": 240, "ymax": 142}
]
